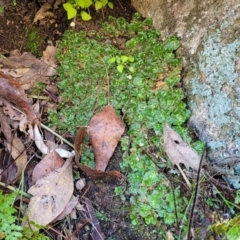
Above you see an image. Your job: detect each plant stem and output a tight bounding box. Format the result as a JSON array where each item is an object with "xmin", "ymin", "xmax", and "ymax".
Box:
[{"xmin": 0, "ymin": 181, "xmax": 31, "ymax": 198}]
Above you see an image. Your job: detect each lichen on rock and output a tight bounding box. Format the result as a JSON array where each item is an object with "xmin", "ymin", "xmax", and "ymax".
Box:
[{"xmin": 186, "ymin": 29, "xmax": 240, "ymax": 188}]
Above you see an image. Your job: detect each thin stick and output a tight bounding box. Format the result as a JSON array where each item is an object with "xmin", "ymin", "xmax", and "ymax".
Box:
[
  {"xmin": 187, "ymin": 144, "xmax": 206, "ymax": 240},
  {"xmin": 176, "ymin": 164, "xmax": 191, "ymax": 188},
  {"xmin": 68, "ymin": 220, "xmax": 89, "ymax": 239},
  {"xmin": 40, "ymin": 123, "xmax": 74, "ymax": 148},
  {"xmin": 117, "ymin": 0, "xmax": 124, "ymax": 9},
  {"xmin": 98, "ymin": 55, "xmax": 110, "ymax": 104},
  {"xmin": 47, "ymin": 225, "xmax": 68, "ymax": 239},
  {"xmin": 11, "ymin": 105, "xmax": 74, "ymax": 148},
  {"xmin": 0, "ymin": 181, "xmax": 31, "ymax": 198}
]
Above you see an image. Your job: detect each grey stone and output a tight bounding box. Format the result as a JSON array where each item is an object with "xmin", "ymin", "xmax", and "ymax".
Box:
[{"xmin": 132, "ymin": 0, "xmax": 240, "ymax": 188}]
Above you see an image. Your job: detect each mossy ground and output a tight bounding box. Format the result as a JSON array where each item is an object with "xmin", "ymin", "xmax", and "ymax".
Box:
[
  {"xmin": 22, "ymin": 26, "xmax": 44, "ymax": 57},
  {"xmin": 48, "ymin": 14, "xmax": 205, "ymax": 239}
]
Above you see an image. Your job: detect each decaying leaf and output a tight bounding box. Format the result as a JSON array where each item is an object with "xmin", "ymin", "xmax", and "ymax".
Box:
[
  {"xmin": 0, "ymin": 71, "xmax": 39, "ymax": 124},
  {"xmin": 164, "ymin": 124, "xmax": 201, "ymax": 170},
  {"xmin": 41, "ymin": 43, "xmax": 57, "ymax": 68},
  {"xmin": 164, "ymin": 123, "xmax": 201, "ymax": 187},
  {"xmin": 34, "ymin": 124, "xmax": 49, "ymax": 155},
  {"xmin": 87, "ymin": 104, "xmax": 125, "ymax": 171},
  {"xmin": 74, "ymin": 127, "xmax": 125, "ymax": 181},
  {"xmin": 2, "ymin": 99, "xmax": 21, "ymax": 121},
  {"xmin": 0, "ymin": 146, "xmax": 17, "ymax": 184},
  {"xmin": 33, "ymin": 3, "xmax": 55, "ymax": 23},
  {"xmin": 26, "ymin": 157, "xmax": 74, "ymax": 229},
  {"xmin": 7, "ymin": 136, "xmax": 27, "ymax": 181},
  {"xmin": 0, "ymin": 52, "xmax": 56, "ymax": 90},
  {"xmin": 32, "ymin": 150, "xmax": 64, "ymax": 184},
  {"xmin": 53, "ymin": 195, "xmax": 79, "ymax": 222},
  {"xmin": 33, "ymin": 124, "xmax": 75, "ymax": 158},
  {"xmin": 0, "ymin": 107, "xmax": 27, "ymax": 182}
]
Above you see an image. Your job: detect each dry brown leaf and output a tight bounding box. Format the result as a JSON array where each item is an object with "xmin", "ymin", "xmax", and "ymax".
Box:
[
  {"xmin": 26, "ymin": 157, "xmax": 74, "ymax": 229},
  {"xmin": 33, "ymin": 3, "xmax": 54, "ymax": 23},
  {"xmin": 1, "ymin": 68, "xmax": 30, "ymax": 78},
  {"xmin": 32, "ymin": 150, "xmax": 64, "ymax": 184},
  {"xmin": 0, "ymin": 107, "xmax": 27, "ymax": 181},
  {"xmin": 53, "ymin": 195, "xmax": 79, "ymax": 222},
  {"xmin": 0, "ymin": 146, "xmax": 17, "ymax": 184},
  {"xmin": 41, "ymin": 44, "xmax": 57, "ymax": 68},
  {"xmin": 7, "ymin": 136, "xmax": 27, "ymax": 181},
  {"xmin": 87, "ymin": 104, "xmax": 125, "ymax": 172},
  {"xmin": 0, "ymin": 52, "xmax": 56, "ymax": 90},
  {"xmin": 0, "ymin": 71, "xmax": 39, "ymax": 124},
  {"xmin": 163, "ymin": 123, "xmax": 201, "ymax": 170},
  {"xmin": 2, "ymin": 99, "xmax": 21, "ymax": 121},
  {"xmin": 74, "ymin": 127, "xmax": 125, "ymax": 181},
  {"xmin": 0, "ymin": 107, "xmax": 13, "ymax": 142}
]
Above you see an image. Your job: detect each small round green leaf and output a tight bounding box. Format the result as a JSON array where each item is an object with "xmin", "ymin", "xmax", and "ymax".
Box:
[
  {"xmin": 63, "ymin": 3, "xmax": 77, "ymax": 20},
  {"xmin": 128, "ymin": 56, "xmax": 134, "ymax": 62},
  {"xmin": 109, "ymin": 57, "xmax": 116, "ymax": 63},
  {"xmin": 76, "ymin": 0, "xmax": 84, "ymax": 8},
  {"xmin": 117, "ymin": 64, "xmax": 124, "ymax": 73},
  {"xmin": 83, "ymin": 0, "xmax": 93, "ymax": 8},
  {"xmin": 81, "ymin": 10, "xmax": 92, "ymax": 21},
  {"xmin": 108, "ymin": 2, "xmax": 113, "ymax": 9},
  {"xmin": 95, "ymin": 1, "xmax": 102, "ymax": 10},
  {"xmin": 100, "ymin": 0, "xmax": 108, "ymax": 7},
  {"xmin": 121, "ymin": 55, "xmax": 129, "ymax": 62}
]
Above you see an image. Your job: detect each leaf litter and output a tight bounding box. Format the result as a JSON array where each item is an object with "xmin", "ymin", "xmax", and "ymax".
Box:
[
  {"xmin": 25, "ymin": 157, "xmax": 74, "ymax": 229},
  {"xmin": 74, "ymin": 105, "xmax": 125, "ymax": 181},
  {"xmin": 164, "ymin": 123, "xmax": 202, "ymax": 187},
  {"xmin": 0, "ymin": 50, "xmax": 126, "ymax": 238}
]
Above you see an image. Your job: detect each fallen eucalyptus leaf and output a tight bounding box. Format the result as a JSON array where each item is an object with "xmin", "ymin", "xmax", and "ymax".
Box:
[{"xmin": 26, "ymin": 157, "xmax": 74, "ymax": 229}]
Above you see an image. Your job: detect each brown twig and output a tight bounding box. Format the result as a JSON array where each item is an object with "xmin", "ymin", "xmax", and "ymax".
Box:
[
  {"xmin": 187, "ymin": 144, "xmax": 206, "ymax": 240},
  {"xmin": 67, "ymin": 220, "xmax": 89, "ymax": 239},
  {"xmin": 47, "ymin": 225, "xmax": 68, "ymax": 239}
]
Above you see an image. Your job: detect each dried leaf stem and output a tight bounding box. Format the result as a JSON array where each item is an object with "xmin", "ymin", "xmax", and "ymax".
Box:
[{"xmin": 187, "ymin": 144, "xmax": 206, "ymax": 240}]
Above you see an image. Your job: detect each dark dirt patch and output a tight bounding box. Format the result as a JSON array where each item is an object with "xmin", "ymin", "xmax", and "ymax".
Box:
[{"xmin": 0, "ymin": 0, "xmax": 135, "ymax": 55}]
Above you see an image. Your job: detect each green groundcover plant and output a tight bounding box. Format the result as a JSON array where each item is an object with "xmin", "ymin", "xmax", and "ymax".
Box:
[
  {"xmin": 49, "ymin": 13, "xmax": 204, "ymax": 237},
  {"xmin": 0, "ymin": 191, "xmax": 49, "ymax": 240},
  {"xmin": 63, "ymin": 0, "xmax": 113, "ymax": 21}
]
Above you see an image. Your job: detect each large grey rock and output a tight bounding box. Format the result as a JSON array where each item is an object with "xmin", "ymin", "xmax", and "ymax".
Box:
[{"xmin": 132, "ymin": 0, "xmax": 240, "ymax": 188}]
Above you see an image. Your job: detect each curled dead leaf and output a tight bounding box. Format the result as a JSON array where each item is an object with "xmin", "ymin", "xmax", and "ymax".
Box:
[
  {"xmin": 163, "ymin": 123, "xmax": 202, "ymax": 187},
  {"xmin": 87, "ymin": 104, "xmax": 125, "ymax": 172},
  {"xmin": 163, "ymin": 123, "xmax": 201, "ymax": 170},
  {"xmin": 32, "ymin": 150, "xmax": 64, "ymax": 184},
  {"xmin": 26, "ymin": 158, "xmax": 74, "ymax": 229},
  {"xmin": 0, "ymin": 107, "xmax": 27, "ymax": 182},
  {"xmin": 74, "ymin": 127, "xmax": 125, "ymax": 181},
  {"xmin": 0, "ymin": 71, "xmax": 39, "ymax": 124}
]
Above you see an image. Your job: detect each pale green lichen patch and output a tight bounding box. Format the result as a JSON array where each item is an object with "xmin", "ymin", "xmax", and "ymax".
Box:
[{"xmin": 187, "ymin": 29, "xmax": 240, "ymax": 187}]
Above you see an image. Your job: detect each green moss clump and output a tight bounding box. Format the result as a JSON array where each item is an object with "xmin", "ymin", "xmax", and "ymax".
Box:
[{"xmin": 22, "ymin": 27, "xmax": 44, "ymax": 57}]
